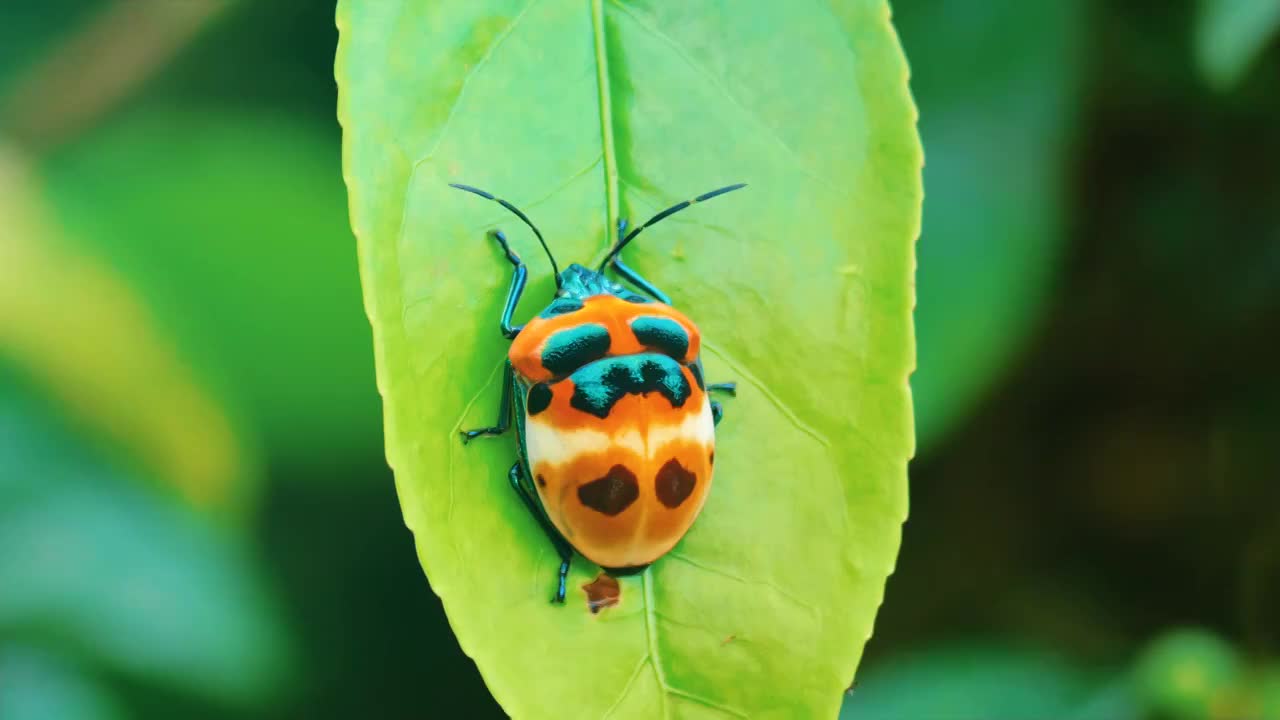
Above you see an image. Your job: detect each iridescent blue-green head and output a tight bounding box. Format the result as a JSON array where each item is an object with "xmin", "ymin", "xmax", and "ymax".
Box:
[
  {"xmin": 448, "ymin": 182, "xmax": 746, "ymax": 299},
  {"xmin": 555, "ymin": 263, "xmax": 648, "ymax": 303}
]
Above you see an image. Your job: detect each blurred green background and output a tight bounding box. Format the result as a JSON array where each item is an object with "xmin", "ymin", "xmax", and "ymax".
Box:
[{"xmin": 1, "ymin": 1, "xmax": 1277, "ymax": 718}]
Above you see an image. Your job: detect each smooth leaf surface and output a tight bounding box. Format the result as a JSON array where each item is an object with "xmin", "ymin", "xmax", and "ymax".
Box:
[
  {"xmin": 338, "ymin": 1, "xmax": 919, "ymax": 717},
  {"xmin": 1196, "ymin": 0, "xmax": 1280, "ymax": 90},
  {"xmin": 901, "ymin": 0, "xmax": 1083, "ymax": 449}
]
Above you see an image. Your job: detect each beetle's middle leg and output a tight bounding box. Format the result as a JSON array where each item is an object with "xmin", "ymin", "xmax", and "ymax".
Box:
[
  {"xmin": 709, "ymin": 382, "xmax": 736, "ymax": 426},
  {"xmin": 460, "ymin": 362, "xmax": 516, "ymax": 442}
]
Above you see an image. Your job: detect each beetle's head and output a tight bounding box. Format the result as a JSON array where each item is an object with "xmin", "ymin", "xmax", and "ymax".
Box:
[{"xmin": 557, "ymin": 263, "xmax": 650, "ymax": 303}]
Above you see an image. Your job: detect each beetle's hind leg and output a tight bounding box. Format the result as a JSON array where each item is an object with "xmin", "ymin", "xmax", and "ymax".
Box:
[
  {"xmin": 460, "ymin": 362, "xmax": 515, "ymax": 442},
  {"xmin": 507, "ymin": 462, "xmax": 574, "ymax": 603}
]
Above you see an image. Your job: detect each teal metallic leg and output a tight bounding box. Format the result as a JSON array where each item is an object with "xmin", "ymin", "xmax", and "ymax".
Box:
[
  {"xmin": 709, "ymin": 374, "xmax": 737, "ymax": 427},
  {"xmin": 490, "ymin": 229, "xmax": 527, "ymax": 339},
  {"xmin": 459, "ymin": 366, "xmax": 572, "ymax": 601},
  {"xmin": 460, "ymin": 362, "xmax": 514, "ymax": 442},
  {"xmin": 610, "ymin": 219, "xmax": 673, "ymax": 305},
  {"xmin": 507, "ymin": 462, "xmax": 573, "ymax": 603}
]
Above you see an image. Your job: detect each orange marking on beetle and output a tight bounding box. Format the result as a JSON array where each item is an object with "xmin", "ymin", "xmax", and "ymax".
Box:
[
  {"xmin": 530, "ymin": 368, "xmax": 707, "ymax": 434},
  {"xmin": 509, "ymin": 295, "xmax": 700, "ymax": 382},
  {"xmin": 530, "ymin": 436, "xmax": 713, "ymax": 569}
]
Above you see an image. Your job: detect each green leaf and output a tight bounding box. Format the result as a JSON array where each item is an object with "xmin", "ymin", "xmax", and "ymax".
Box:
[
  {"xmin": 1196, "ymin": 0, "xmax": 1280, "ymax": 90},
  {"xmin": 42, "ymin": 107, "xmax": 380, "ymax": 468},
  {"xmin": 0, "ymin": 384, "xmax": 294, "ymax": 707},
  {"xmin": 901, "ymin": 0, "xmax": 1083, "ymax": 448},
  {"xmin": 338, "ymin": 1, "xmax": 919, "ymax": 717},
  {"xmin": 0, "ymin": 647, "xmax": 126, "ymax": 720}
]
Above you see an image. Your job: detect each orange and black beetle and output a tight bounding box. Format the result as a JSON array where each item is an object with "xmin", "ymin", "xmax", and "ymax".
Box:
[{"xmin": 453, "ymin": 182, "xmax": 744, "ymax": 603}]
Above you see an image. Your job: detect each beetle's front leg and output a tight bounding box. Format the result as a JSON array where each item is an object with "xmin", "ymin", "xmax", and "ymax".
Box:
[
  {"xmin": 609, "ymin": 219, "xmax": 673, "ymax": 305},
  {"xmin": 460, "ymin": 362, "xmax": 514, "ymax": 442},
  {"xmin": 490, "ymin": 229, "xmax": 528, "ymax": 339}
]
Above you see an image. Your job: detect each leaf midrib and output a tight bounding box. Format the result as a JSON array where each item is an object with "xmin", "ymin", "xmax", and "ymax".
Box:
[
  {"xmin": 590, "ymin": 2, "xmax": 672, "ymax": 716},
  {"xmin": 591, "ymin": 0, "xmax": 620, "ymax": 249}
]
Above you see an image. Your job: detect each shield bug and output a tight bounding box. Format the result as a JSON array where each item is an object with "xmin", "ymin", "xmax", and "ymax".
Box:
[{"xmin": 454, "ymin": 182, "xmax": 744, "ymax": 603}]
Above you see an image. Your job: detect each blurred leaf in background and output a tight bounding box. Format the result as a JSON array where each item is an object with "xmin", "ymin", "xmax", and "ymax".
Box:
[
  {"xmin": 839, "ymin": 643, "xmax": 1102, "ymax": 720},
  {"xmin": 42, "ymin": 107, "xmax": 379, "ymax": 468},
  {"xmin": 0, "ymin": 144, "xmax": 254, "ymax": 513},
  {"xmin": 902, "ymin": 0, "xmax": 1083, "ymax": 449},
  {"xmin": 1196, "ymin": 0, "xmax": 1280, "ymax": 90},
  {"xmin": 0, "ymin": 375, "xmax": 293, "ymax": 714},
  {"xmin": 0, "ymin": 646, "xmax": 126, "ymax": 720}
]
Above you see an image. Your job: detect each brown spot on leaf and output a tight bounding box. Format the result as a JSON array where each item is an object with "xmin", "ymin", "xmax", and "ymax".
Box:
[
  {"xmin": 577, "ymin": 465, "xmax": 639, "ymax": 515},
  {"xmin": 655, "ymin": 458, "xmax": 697, "ymax": 508},
  {"xmin": 582, "ymin": 572, "xmax": 620, "ymax": 614}
]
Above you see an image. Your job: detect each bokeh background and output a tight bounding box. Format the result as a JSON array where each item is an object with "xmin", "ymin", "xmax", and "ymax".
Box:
[{"xmin": 1, "ymin": 1, "xmax": 1277, "ymax": 718}]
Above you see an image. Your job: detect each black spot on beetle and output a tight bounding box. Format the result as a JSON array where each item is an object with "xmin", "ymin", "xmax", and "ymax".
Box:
[
  {"xmin": 536, "ymin": 474, "xmax": 547, "ymax": 488},
  {"xmin": 709, "ymin": 451, "xmax": 715, "ymax": 466},
  {"xmin": 655, "ymin": 458, "xmax": 697, "ymax": 508},
  {"xmin": 527, "ymin": 383, "xmax": 553, "ymax": 415},
  {"xmin": 687, "ymin": 361, "xmax": 705, "ymax": 390},
  {"xmin": 577, "ymin": 465, "xmax": 639, "ymax": 515}
]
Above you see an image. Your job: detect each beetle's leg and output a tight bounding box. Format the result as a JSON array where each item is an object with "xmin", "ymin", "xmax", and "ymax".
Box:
[
  {"xmin": 460, "ymin": 362, "xmax": 515, "ymax": 442},
  {"xmin": 610, "ymin": 219, "xmax": 673, "ymax": 305},
  {"xmin": 709, "ymin": 382, "xmax": 735, "ymax": 426},
  {"xmin": 491, "ymin": 229, "xmax": 527, "ymax": 339},
  {"xmin": 507, "ymin": 461, "xmax": 573, "ymax": 603},
  {"xmin": 708, "ymin": 382, "xmax": 737, "ymax": 396}
]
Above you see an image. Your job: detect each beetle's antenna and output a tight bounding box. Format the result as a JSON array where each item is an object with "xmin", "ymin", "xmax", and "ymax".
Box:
[
  {"xmin": 450, "ymin": 183, "xmax": 562, "ymax": 287},
  {"xmin": 598, "ymin": 183, "xmax": 747, "ymax": 271}
]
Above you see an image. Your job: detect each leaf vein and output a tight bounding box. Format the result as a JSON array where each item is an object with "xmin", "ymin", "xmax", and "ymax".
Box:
[
  {"xmin": 607, "ymin": 0, "xmax": 827, "ymax": 186},
  {"xmin": 592, "ymin": 0, "xmax": 620, "ymax": 249},
  {"xmin": 601, "ymin": 653, "xmax": 651, "ymax": 719},
  {"xmin": 413, "ymin": 0, "xmax": 540, "ymax": 170},
  {"xmin": 701, "ymin": 341, "xmax": 831, "ymax": 449},
  {"xmin": 641, "ymin": 569, "xmax": 672, "ymax": 719},
  {"xmin": 667, "ymin": 551, "xmax": 819, "ymax": 621},
  {"xmin": 668, "ymin": 686, "xmax": 749, "ymax": 719},
  {"xmin": 449, "ymin": 359, "xmax": 507, "ymax": 526}
]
